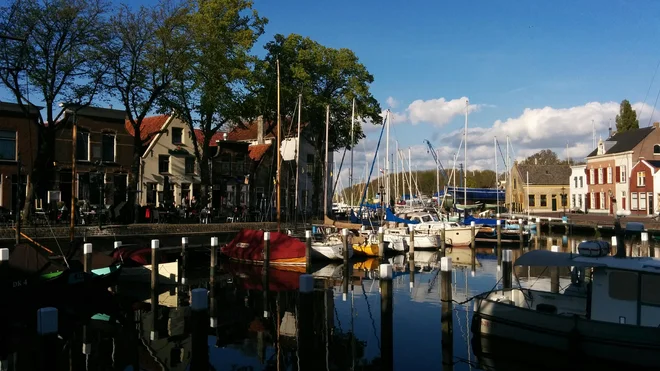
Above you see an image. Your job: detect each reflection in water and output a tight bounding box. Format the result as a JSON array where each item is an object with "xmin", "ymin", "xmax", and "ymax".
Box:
[{"xmin": 1, "ymin": 232, "xmax": 657, "ymax": 370}]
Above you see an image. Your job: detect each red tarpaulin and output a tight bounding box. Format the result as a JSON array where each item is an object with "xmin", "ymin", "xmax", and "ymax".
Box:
[{"xmin": 220, "ymin": 229, "xmax": 306, "ymax": 264}]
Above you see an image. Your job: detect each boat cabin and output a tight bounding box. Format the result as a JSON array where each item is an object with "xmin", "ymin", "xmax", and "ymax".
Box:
[{"xmin": 506, "ymin": 248, "xmax": 660, "ymax": 327}]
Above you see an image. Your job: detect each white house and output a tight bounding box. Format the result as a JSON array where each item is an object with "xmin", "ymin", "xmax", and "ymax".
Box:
[
  {"xmin": 569, "ymin": 164, "xmax": 587, "ymax": 212},
  {"xmin": 137, "ymin": 115, "xmax": 200, "ymax": 206}
]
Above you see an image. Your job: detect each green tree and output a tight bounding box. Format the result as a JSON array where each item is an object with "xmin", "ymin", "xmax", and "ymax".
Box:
[
  {"xmin": 102, "ymin": 0, "xmax": 190, "ymax": 220},
  {"xmin": 162, "ymin": 0, "xmax": 266, "ymax": 207},
  {"xmin": 0, "ymin": 0, "xmax": 110, "ymax": 217},
  {"xmin": 615, "ymin": 99, "xmax": 639, "ymax": 133},
  {"xmin": 252, "ymin": 33, "xmax": 381, "ymax": 216},
  {"xmin": 521, "ymin": 149, "xmax": 561, "ymax": 165}
]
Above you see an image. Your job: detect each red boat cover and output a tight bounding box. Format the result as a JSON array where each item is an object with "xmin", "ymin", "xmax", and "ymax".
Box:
[
  {"xmin": 220, "ymin": 229, "xmax": 306, "ymax": 262},
  {"xmin": 111, "ymin": 247, "xmax": 166, "ymax": 267}
]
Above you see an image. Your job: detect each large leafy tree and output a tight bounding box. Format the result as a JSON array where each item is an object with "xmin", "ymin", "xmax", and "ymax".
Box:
[
  {"xmin": 521, "ymin": 149, "xmax": 562, "ymax": 165},
  {"xmin": 615, "ymin": 99, "xmax": 639, "ymax": 133},
  {"xmin": 102, "ymin": 0, "xmax": 189, "ymax": 221},
  {"xmin": 252, "ymin": 34, "xmax": 381, "ymax": 216},
  {"xmin": 162, "ymin": 0, "xmax": 266, "ymax": 207},
  {"xmin": 0, "ymin": 0, "xmax": 109, "ymax": 216}
]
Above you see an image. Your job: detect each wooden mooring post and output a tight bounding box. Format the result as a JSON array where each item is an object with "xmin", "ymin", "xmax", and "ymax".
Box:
[
  {"xmin": 496, "ymin": 219, "xmax": 502, "ymax": 249},
  {"xmin": 263, "ymin": 232, "xmax": 270, "ymax": 319},
  {"xmin": 305, "ymin": 230, "xmax": 312, "ymax": 274},
  {"xmin": 83, "ymin": 243, "xmax": 92, "ymax": 273},
  {"xmin": 378, "ymin": 227, "xmax": 384, "ymax": 258},
  {"xmin": 379, "ymin": 263, "xmax": 393, "ymax": 371},
  {"xmin": 550, "ymin": 246, "xmax": 559, "ymax": 293},
  {"xmin": 210, "ymin": 236, "xmax": 218, "ymax": 272},
  {"xmin": 440, "ymin": 224, "xmax": 446, "ymax": 255},
  {"xmin": 180, "ymin": 237, "xmax": 188, "ymax": 286},
  {"xmin": 470, "ymin": 221, "xmax": 476, "ymax": 249},
  {"xmin": 502, "ymin": 249, "xmax": 512, "ymax": 289},
  {"xmin": 151, "ymin": 240, "xmax": 160, "ymax": 291},
  {"xmin": 408, "ymin": 224, "xmax": 415, "ymax": 258}
]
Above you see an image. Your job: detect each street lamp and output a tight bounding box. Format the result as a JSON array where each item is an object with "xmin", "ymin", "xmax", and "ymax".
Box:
[{"xmin": 561, "ymin": 186, "xmax": 567, "ymax": 216}]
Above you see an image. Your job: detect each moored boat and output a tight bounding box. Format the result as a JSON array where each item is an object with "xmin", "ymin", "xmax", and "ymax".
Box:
[
  {"xmin": 471, "ymin": 244, "xmax": 660, "ymax": 367},
  {"xmin": 221, "ymin": 229, "xmax": 306, "ymax": 267}
]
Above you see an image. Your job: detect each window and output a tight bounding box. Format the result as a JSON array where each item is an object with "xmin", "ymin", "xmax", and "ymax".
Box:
[
  {"xmin": 578, "ymin": 195, "xmax": 583, "ymax": 209},
  {"xmin": 76, "ymin": 130, "xmax": 89, "ymax": 161},
  {"xmin": 590, "ymin": 192, "xmax": 595, "ymax": 209},
  {"xmin": 233, "ymin": 153, "xmax": 245, "ymax": 174},
  {"xmin": 620, "ymin": 166, "xmax": 626, "ymax": 183},
  {"xmin": 306, "ymin": 154, "xmax": 314, "ymax": 177},
  {"xmin": 609, "ymin": 271, "xmax": 638, "ymax": 301},
  {"xmin": 0, "ymin": 130, "xmax": 16, "ymax": 160},
  {"xmin": 607, "ymin": 167, "xmax": 613, "ymax": 183},
  {"xmin": 641, "ymin": 274, "xmax": 660, "ymax": 305},
  {"xmin": 172, "ymin": 127, "xmax": 183, "ymax": 145},
  {"xmin": 102, "ymin": 133, "xmax": 115, "ymax": 162},
  {"xmin": 574, "ymin": 176, "xmax": 578, "ymax": 188},
  {"xmin": 158, "ymin": 155, "xmax": 170, "ymax": 173},
  {"xmin": 598, "ymin": 168, "xmax": 603, "ymax": 184},
  {"xmin": 640, "ymin": 192, "xmax": 647, "ymax": 210},
  {"xmin": 181, "ymin": 183, "xmax": 190, "ymax": 204},
  {"xmin": 528, "ymin": 194, "xmax": 535, "ymax": 207},
  {"xmin": 185, "ymin": 157, "xmax": 195, "ymax": 174},
  {"xmin": 579, "ymin": 176, "xmax": 583, "ymax": 188},
  {"xmin": 571, "ymin": 194, "xmax": 576, "ymax": 208},
  {"xmin": 632, "ymin": 192, "xmax": 638, "ymax": 210},
  {"xmin": 146, "ymin": 183, "xmax": 157, "ymax": 204},
  {"xmin": 540, "ymin": 194, "xmax": 547, "ymax": 207},
  {"xmin": 637, "ymin": 171, "xmax": 646, "ymax": 187},
  {"xmin": 220, "ymin": 153, "xmax": 231, "ymax": 175},
  {"xmin": 600, "ymin": 192, "xmax": 606, "ymax": 210},
  {"xmin": 589, "ymin": 169, "xmax": 595, "ymax": 184},
  {"xmin": 655, "ymin": 144, "xmax": 660, "ymax": 155}
]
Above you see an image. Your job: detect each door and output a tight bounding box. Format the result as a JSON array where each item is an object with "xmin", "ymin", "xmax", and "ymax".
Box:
[
  {"xmin": 649, "ymin": 193, "xmax": 654, "ymax": 215},
  {"xmin": 551, "ymin": 197, "xmax": 557, "ymax": 211}
]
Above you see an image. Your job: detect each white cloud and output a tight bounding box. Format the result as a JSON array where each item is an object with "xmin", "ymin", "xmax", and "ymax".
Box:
[
  {"xmin": 386, "ymin": 96, "xmax": 398, "ymax": 109},
  {"xmin": 407, "ymin": 97, "xmax": 481, "ymax": 127}
]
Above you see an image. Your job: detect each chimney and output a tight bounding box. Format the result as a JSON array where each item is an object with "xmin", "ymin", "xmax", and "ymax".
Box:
[
  {"xmin": 257, "ymin": 115, "xmax": 264, "ymax": 144},
  {"xmin": 608, "ymin": 126, "xmax": 612, "ymax": 138}
]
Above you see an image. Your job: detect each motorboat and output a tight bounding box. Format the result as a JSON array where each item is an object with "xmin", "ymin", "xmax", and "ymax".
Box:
[
  {"xmin": 381, "ymin": 228, "xmax": 441, "ymax": 251},
  {"xmin": 471, "ymin": 242, "xmax": 660, "ymax": 367}
]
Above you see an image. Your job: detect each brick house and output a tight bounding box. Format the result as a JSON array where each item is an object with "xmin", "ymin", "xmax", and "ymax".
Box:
[
  {"xmin": 585, "ymin": 123, "xmax": 660, "ymax": 214},
  {"xmin": 53, "ymin": 105, "xmax": 131, "ymax": 214},
  {"xmin": 0, "ymin": 102, "xmax": 40, "ymax": 212},
  {"xmin": 628, "ymin": 158, "xmax": 660, "ymax": 215},
  {"xmin": 506, "ymin": 161, "xmax": 571, "ymax": 213}
]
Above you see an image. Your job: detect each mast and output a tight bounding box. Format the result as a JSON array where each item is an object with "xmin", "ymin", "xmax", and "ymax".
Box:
[
  {"xmin": 464, "ymin": 98, "xmax": 468, "ymax": 210},
  {"xmin": 436, "ymin": 149, "xmax": 440, "ymax": 210},
  {"xmin": 295, "ymin": 94, "xmax": 302, "ymax": 214},
  {"xmin": 506, "ymin": 136, "xmax": 510, "ymax": 212},
  {"xmin": 350, "ymin": 98, "xmax": 355, "ymax": 208},
  {"xmin": 386, "ymin": 110, "xmax": 390, "ymax": 208},
  {"xmin": 408, "ymin": 147, "xmax": 412, "ymax": 205},
  {"xmin": 276, "ymin": 59, "xmax": 281, "ymax": 231},
  {"xmin": 323, "ymin": 105, "xmax": 329, "ymax": 218},
  {"xmin": 495, "ymin": 137, "xmax": 498, "ymax": 214}
]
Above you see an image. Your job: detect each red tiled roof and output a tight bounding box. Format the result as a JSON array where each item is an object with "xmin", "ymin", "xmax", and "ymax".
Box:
[
  {"xmin": 227, "ymin": 121, "xmax": 276, "ymax": 142},
  {"xmin": 125, "ymin": 115, "xmax": 170, "ymax": 143},
  {"xmin": 194, "ymin": 129, "xmax": 227, "ymax": 146},
  {"xmin": 248, "ymin": 143, "xmax": 271, "ymax": 161}
]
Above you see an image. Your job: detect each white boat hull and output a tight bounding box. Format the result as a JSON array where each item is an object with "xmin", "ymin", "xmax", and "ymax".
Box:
[
  {"xmin": 383, "ymin": 232, "xmax": 440, "ymax": 251},
  {"xmin": 311, "ymin": 243, "xmax": 353, "ymax": 260},
  {"xmin": 119, "ymin": 261, "xmax": 179, "ymax": 285}
]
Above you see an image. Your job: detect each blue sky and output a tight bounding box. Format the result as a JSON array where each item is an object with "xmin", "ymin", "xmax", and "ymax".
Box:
[{"xmin": 247, "ymin": 0, "xmax": 660, "ymax": 179}]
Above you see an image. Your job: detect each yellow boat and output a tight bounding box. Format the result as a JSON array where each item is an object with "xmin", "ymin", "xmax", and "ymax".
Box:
[{"xmin": 351, "ymin": 235, "xmax": 380, "ymax": 256}]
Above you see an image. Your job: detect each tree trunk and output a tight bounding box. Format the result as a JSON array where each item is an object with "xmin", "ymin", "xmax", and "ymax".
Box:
[
  {"xmin": 199, "ymin": 142, "xmax": 211, "ymax": 209},
  {"xmin": 23, "ymin": 127, "xmax": 56, "ymax": 220},
  {"xmin": 311, "ymin": 138, "xmax": 324, "ymax": 219},
  {"xmin": 129, "ymin": 126, "xmax": 142, "ymax": 223}
]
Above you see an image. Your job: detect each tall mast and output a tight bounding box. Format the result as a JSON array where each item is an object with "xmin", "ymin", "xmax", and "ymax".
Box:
[
  {"xmin": 276, "ymin": 59, "xmax": 281, "ymax": 231},
  {"xmin": 408, "ymin": 147, "xmax": 412, "ymax": 204},
  {"xmin": 386, "ymin": 110, "xmax": 390, "ymax": 208},
  {"xmin": 323, "ymin": 105, "xmax": 329, "ymax": 218},
  {"xmin": 506, "ymin": 136, "xmax": 510, "ymax": 212},
  {"xmin": 295, "ymin": 94, "xmax": 302, "ymax": 213},
  {"xmin": 350, "ymin": 98, "xmax": 355, "ymax": 208},
  {"xmin": 464, "ymin": 98, "xmax": 468, "ymax": 209},
  {"xmin": 495, "ymin": 136, "xmax": 498, "ymax": 214}
]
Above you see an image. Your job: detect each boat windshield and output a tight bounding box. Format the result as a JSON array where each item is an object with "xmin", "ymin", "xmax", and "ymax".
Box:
[
  {"xmin": 422, "ymin": 215, "xmax": 433, "ymax": 222},
  {"xmin": 430, "ymin": 214, "xmax": 440, "ymax": 222}
]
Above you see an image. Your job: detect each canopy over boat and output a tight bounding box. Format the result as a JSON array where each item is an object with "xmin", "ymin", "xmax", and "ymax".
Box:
[
  {"xmin": 221, "ymin": 229, "xmax": 306, "ymax": 263},
  {"xmin": 8, "ymin": 244, "xmax": 65, "ymax": 276}
]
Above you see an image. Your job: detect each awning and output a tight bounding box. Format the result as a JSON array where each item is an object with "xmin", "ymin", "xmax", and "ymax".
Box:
[{"xmin": 513, "ymin": 250, "xmax": 608, "ymax": 268}]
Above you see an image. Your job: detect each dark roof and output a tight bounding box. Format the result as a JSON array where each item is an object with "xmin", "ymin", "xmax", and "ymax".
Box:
[
  {"xmin": 587, "ymin": 127, "xmax": 655, "ymax": 157},
  {"xmin": 643, "ymin": 160, "xmax": 660, "ymax": 169},
  {"xmin": 0, "ymin": 102, "xmax": 42, "ymax": 115},
  {"xmin": 516, "ymin": 164, "xmax": 571, "ymax": 185},
  {"xmin": 64, "ymin": 104, "xmax": 126, "ymax": 121}
]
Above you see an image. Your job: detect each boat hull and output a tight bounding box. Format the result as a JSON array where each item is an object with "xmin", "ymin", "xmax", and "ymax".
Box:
[
  {"xmin": 353, "ymin": 242, "xmax": 380, "ymax": 256},
  {"xmin": 472, "ymin": 291, "xmax": 660, "ymax": 367},
  {"xmin": 311, "ymin": 243, "xmax": 353, "ymax": 260},
  {"xmin": 383, "ymin": 232, "xmax": 440, "ymax": 251}
]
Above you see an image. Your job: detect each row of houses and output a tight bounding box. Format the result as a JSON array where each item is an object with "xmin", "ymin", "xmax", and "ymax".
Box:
[
  {"xmin": 0, "ymin": 102, "xmax": 331, "ymax": 219},
  {"xmin": 506, "ymin": 122, "xmax": 660, "ymax": 216}
]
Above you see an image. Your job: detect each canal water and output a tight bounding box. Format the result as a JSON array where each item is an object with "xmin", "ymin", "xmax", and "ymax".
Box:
[{"xmin": 1, "ymin": 232, "xmax": 656, "ymax": 370}]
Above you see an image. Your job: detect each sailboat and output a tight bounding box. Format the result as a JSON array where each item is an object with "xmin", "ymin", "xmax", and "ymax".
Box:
[{"xmin": 221, "ymin": 58, "xmax": 307, "ymax": 267}]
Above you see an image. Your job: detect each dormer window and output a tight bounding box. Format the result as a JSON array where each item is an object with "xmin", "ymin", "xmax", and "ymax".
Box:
[
  {"xmin": 598, "ymin": 142, "xmax": 605, "ymax": 155},
  {"xmin": 654, "ymin": 144, "xmax": 660, "ymax": 155}
]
